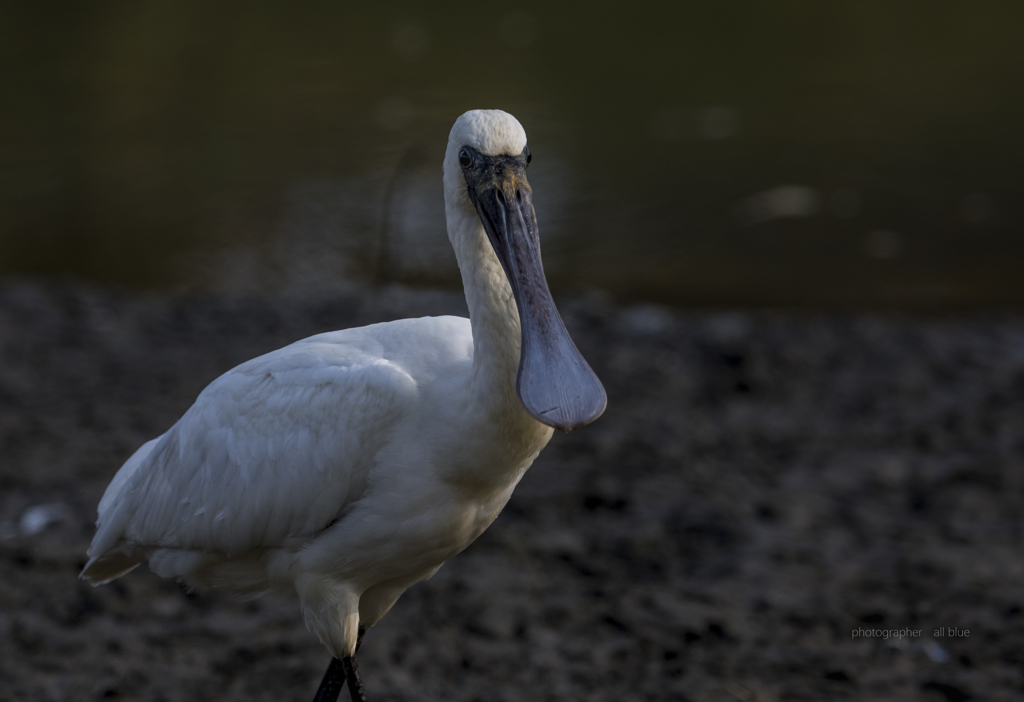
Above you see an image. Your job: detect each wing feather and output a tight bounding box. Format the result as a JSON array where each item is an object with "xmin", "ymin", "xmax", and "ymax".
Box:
[{"xmin": 86, "ymin": 331, "xmax": 419, "ymax": 568}]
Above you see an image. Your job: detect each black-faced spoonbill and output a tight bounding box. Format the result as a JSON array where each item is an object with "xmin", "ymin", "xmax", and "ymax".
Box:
[{"xmin": 81, "ymin": 109, "xmax": 607, "ymax": 701}]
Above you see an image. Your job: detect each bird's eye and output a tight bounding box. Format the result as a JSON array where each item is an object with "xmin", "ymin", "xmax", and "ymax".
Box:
[
  {"xmin": 458, "ymin": 149, "xmax": 471, "ymax": 167},
  {"xmin": 524, "ymin": 146, "xmax": 532, "ymax": 165}
]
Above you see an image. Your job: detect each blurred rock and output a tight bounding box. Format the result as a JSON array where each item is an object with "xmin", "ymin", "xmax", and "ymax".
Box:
[
  {"xmin": 19, "ymin": 504, "xmax": 70, "ymax": 536},
  {"xmin": 734, "ymin": 185, "xmax": 821, "ymax": 225}
]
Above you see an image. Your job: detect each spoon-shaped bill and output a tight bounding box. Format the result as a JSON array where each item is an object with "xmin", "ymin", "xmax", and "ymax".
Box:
[{"xmin": 472, "ymin": 179, "xmax": 607, "ymax": 432}]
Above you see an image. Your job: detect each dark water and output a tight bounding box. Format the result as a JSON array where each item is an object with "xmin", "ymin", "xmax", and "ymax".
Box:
[{"xmin": 2, "ymin": 3, "xmax": 1023, "ymax": 308}]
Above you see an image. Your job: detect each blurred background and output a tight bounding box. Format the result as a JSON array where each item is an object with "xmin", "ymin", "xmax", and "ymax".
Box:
[
  {"xmin": 4, "ymin": 4, "xmax": 1024, "ymax": 701},
  {"xmin": 3, "ymin": 1, "xmax": 1022, "ymax": 308}
]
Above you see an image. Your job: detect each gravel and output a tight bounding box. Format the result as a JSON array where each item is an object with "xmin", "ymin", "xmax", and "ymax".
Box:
[{"xmin": 1, "ymin": 280, "xmax": 1023, "ymax": 701}]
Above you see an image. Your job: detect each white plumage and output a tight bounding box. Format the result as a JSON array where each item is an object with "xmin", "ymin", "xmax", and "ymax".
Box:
[{"xmin": 82, "ymin": 110, "xmax": 604, "ymax": 675}]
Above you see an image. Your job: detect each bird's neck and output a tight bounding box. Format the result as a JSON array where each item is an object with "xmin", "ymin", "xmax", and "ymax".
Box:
[{"xmin": 449, "ymin": 211, "xmax": 523, "ymax": 402}]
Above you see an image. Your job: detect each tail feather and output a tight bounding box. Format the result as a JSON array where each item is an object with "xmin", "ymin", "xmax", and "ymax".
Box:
[
  {"xmin": 80, "ymin": 552, "xmax": 143, "ymax": 585},
  {"xmin": 83, "ymin": 437, "xmax": 162, "ymax": 585}
]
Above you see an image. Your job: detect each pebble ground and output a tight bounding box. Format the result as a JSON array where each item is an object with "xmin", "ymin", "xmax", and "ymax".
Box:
[{"xmin": 2, "ymin": 281, "xmax": 1023, "ymax": 701}]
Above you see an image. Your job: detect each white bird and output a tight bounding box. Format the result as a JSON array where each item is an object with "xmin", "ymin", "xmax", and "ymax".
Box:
[{"xmin": 81, "ymin": 109, "xmax": 606, "ymax": 701}]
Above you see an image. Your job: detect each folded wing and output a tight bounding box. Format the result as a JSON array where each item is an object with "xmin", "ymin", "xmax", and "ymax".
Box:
[{"xmin": 82, "ymin": 330, "xmax": 420, "ymax": 582}]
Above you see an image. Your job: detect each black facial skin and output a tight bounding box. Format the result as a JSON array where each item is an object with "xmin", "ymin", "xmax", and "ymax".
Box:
[{"xmin": 460, "ymin": 145, "xmax": 606, "ymax": 432}]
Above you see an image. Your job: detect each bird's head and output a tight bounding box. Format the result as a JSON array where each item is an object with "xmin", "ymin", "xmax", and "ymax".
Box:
[{"xmin": 443, "ymin": 110, "xmax": 606, "ymax": 432}]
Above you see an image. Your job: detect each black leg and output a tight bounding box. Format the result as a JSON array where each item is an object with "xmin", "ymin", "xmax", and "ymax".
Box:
[
  {"xmin": 341, "ymin": 655, "xmax": 366, "ymax": 702},
  {"xmin": 312, "ymin": 657, "xmax": 346, "ymax": 702},
  {"xmin": 311, "ymin": 627, "xmax": 368, "ymax": 702}
]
